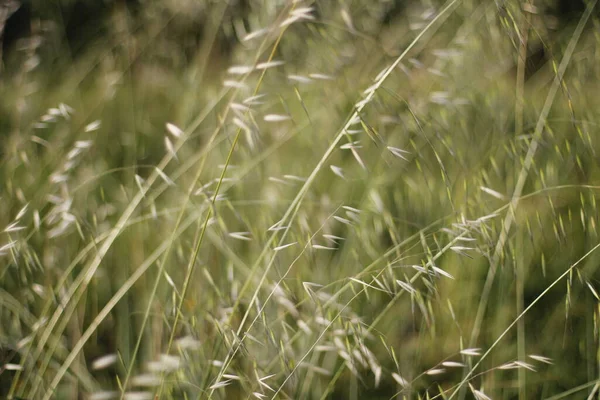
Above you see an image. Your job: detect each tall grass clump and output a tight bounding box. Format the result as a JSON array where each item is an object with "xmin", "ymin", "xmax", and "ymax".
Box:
[{"xmin": 1, "ymin": 0, "xmax": 600, "ymax": 398}]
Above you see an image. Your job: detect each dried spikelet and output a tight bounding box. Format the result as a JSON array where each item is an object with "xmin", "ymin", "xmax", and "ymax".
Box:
[
  {"xmin": 373, "ymin": 364, "xmax": 382, "ymax": 387},
  {"xmin": 350, "ymin": 148, "xmax": 367, "ymax": 170},
  {"xmin": 345, "ymin": 210, "xmax": 360, "ymax": 223},
  {"xmin": 431, "ymin": 48, "xmax": 462, "ymax": 58},
  {"xmin": 50, "ymin": 173, "xmax": 68, "ymax": 183},
  {"xmin": 291, "ymin": 7, "xmax": 315, "ymax": 18},
  {"xmin": 123, "ymin": 393, "xmax": 153, "ymax": 400},
  {"xmin": 75, "ymin": 140, "xmax": 93, "ymax": 149},
  {"xmin": 387, "ymin": 146, "xmax": 410, "ymax": 160},
  {"xmin": 91, "ymin": 354, "xmax": 118, "ymax": 370},
  {"xmin": 333, "ymin": 215, "xmax": 352, "ymax": 225},
  {"xmin": 300, "ymin": 362, "xmax": 331, "ymax": 376},
  {"xmin": 31, "ymin": 283, "xmax": 45, "ymax": 297},
  {"xmin": 427, "ymin": 67, "xmax": 446, "ymax": 77},
  {"xmin": 310, "ymin": 73, "xmax": 334, "ymax": 80},
  {"xmin": 312, "ymin": 243, "xmax": 337, "ymax": 250},
  {"xmin": 586, "ymin": 281, "xmax": 600, "ymax": 300},
  {"xmin": 379, "ymin": 115, "xmax": 400, "ymax": 125},
  {"xmin": 90, "ymin": 392, "xmax": 119, "ymax": 400},
  {"xmin": 339, "ymin": 7, "xmax": 356, "ymax": 33},
  {"xmin": 373, "ymin": 276, "xmax": 390, "ymax": 292},
  {"xmin": 85, "ymin": 120, "xmax": 101, "ymax": 132},
  {"xmin": 420, "ymin": 8, "xmax": 436, "ymax": 19},
  {"xmin": 430, "ymin": 91, "xmax": 451, "ymax": 105},
  {"xmin": 442, "ymin": 361, "xmax": 465, "ymax": 368},
  {"xmin": 347, "ymin": 115, "xmax": 361, "ymax": 125},
  {"xmin": 3, "ymin": 363, "xmax": 22, "ymax": 371},
  {"xmin": 391, "ymin": 372, "xmax": 408, "ymax": 387},
  {"xmin": 32, "ymin": 317, "xmax": 48, "ymax": 331},
  {"xmin": 455, "ymin": 236, "xmax": 476, "ymax": 242},
  {"xmin": 450, "ymin": 246, "xmax": 474, "ymax": 258},
  {"xmin": 330, "ymin": 165, "xmax": 345, "ymax": 179},
  {"xmin": 268, "ymin": 220, "xmax": 288, "ymax": 232},
  {"xmin": 280, "ymin": 14, "xmax": 309, "ymax": 27},
  {"xmin": 460, "ymin": 348, "xmax": 481, "ymax": 356},
  {"xmin": 323, "ymin": 234, "xmax": 344, "ymax": 243},
  {"xmin": 71, "ymin": 141, "xmax": 92, "ymax": 157},
  {"xmin": 276, "ymin": 295, "xmax": 299, "ymax": 316},
  {"xmin": 315, "ymin": 344, "xmax": 336, "ymax": 352},
  {"xmin": 243, "ymin": 94, "xmax": 267, "ymax": 105},
  {"xmin": 17, "ymin": 336, "xmax": 32, "ymax": 349},
  {"xmin": 164, "ymin": 136, "xmax": 177, "ymax": 160},
  {"xmin": 340, "ymin": 141, "xmax": 362, "ymax": 150},
  {"xmin": 302, "ymin": 281, "xmax": 321, "ymax": 299},
  {"xmin": 513, "ymin": 361, "xmax": 536, "ymax": 371},
  {"xmin": 243, "ymin": 28, "xmax": 269, "ymax": 41},
  {"xmin": 283, "ymin": 174, "xmax": 306, "ymax": 182},
  {"xmin": 350, "ymin": 278, "xmax": 389, "ymax": 293},
  {"xmin": 146, "ymin": 354, "xmax": 181, "ymax": 372},
  {"xmin": 166, "ymin": 122, "xmax": 183, "ymax": 138},
  {"xmin": 4, "ymin": 221, "xmax": 25, "ymax": 233},
  {"xmin": 274, "ymin": 242, "xmax": 297, "ymax": 251},
  {"xmin": 134, "ymin": 174, "xmax": 145, "ymax": 197},
  {"xmin": 480, "ymin": 186, "xmax": 507, "ymax": 200},
  {"xmin": 59, "ymin": 103, "xmax": 74, "ymax": 116},
  {"xmin": 228, "ymin": 65, "xmax": 254, "ymax": 75},
  {"xmin": 369, "ymin": 190, "xmax": 385, "ymax": 214},
  {"xmin": 344, "ymin": 359, "xmax": 359, "ymax": 376},
  {"xmin": 288, "ymin": 74, "xmax": 312, "ymax": 84},
  {"xmin": 209, "ymin": 379, "xmax": 232, "ymax": 390},
  {"xmin": 264, "ymin": 114, "xmax": 291, "ymax": 122},
  {"xmin": 31, "ymin": 135, "xmax": 49, "ymax": 146},
  {"xmin": 498, "ymin": 362, "xmax": 519, "ymax": 370},
  {"xmin": 396, "ymin": 280, "xmax": 416, "ymax": 294},
  {"xmin": 229, "ymin": 231, "xmax": 252, "ymax": 241},
  {"xmin": 175, "ymin": 335, "xmax": 201, "ymax": 350},
  {"xmin": 409, "ymin": 58, "xmax": 424, "ymax": 68},
  {"xmin": 469, "ymin": 384, "xmax": 492, "ymax": 400},
  {"xmin": 256, "ymin": 60, "xmax": 285, "ymax": 69},
  {"xmin": 297, "ymin": 320, "xmax": 311, "ymax": 334},
  {"xmin": 231, "ymin": 102, "xmax": 251, "ymax": 112},
  {"xmin": 363, "ymin": 83, "xmax": 379, "ymax": 95},
  {"xmin": 425, "ymin": 368, "xmax": 445, "ymax": 375},
  {"xmin": 269, "ymin": 176, "xmax": 293, "ymax": 186},
  {"xmin": 432, "ymin": 266, "xmax": 455, "ymax": 279},
  {"xmin": 528, "ymin": 354, "xmax": 553, "ymax": 364},
  {"xmin": 131, "ymin": 373, "xmax": 161, "ymax": 387},
  {"xmin": 223, "ymin": 80, "xmax": 248, "ymax": 89},
  {"xmin": 0, "ymin": 241, "xmax": 17, "ymax": 256},
  {"xmin": 163, "ymin": 272, "xmax": 177, "ymax": 290},
  {"xmin": 352, "ymin": 349, "xmax": 368, "ymax": 368},
  {"xmin": 155, "ymin": 167, "xmax": 174, "ymax": 186},
  {"xmin": 257, "ymin": 373, "xmax": 276, "ymax": 392}
]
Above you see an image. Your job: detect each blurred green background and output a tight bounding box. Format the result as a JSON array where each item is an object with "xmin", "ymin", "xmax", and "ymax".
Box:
[{"xmin": 1, "ymin": 0, "xmax": 600, "ymax": 399}]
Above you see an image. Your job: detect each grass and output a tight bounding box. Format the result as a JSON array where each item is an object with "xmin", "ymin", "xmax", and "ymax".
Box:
[{"xmin": 1, "ymin": 0, "xmax": 600, "ymax": 398}]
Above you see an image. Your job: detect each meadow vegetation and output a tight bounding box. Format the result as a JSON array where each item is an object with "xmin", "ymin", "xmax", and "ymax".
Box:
[{"xmin": 1, "ymin": 0, "xmax": 600, "ymax": 399}]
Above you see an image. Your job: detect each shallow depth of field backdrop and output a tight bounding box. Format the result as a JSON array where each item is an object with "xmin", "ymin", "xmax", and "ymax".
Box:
[{"xmin": 1, "ymin": 0, "xmax": 600, "ymax": 399}]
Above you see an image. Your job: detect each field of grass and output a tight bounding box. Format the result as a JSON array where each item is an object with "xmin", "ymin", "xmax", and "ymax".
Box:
[{"xmin": 2, "ymin": 0, "xmax": 600, "ymax": 399}]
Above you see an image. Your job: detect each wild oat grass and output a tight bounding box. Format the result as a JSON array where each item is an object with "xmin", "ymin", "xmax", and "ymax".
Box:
[{"xmin": 1, "ymin": 0, "xmax": 600, "ymax": 399}]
